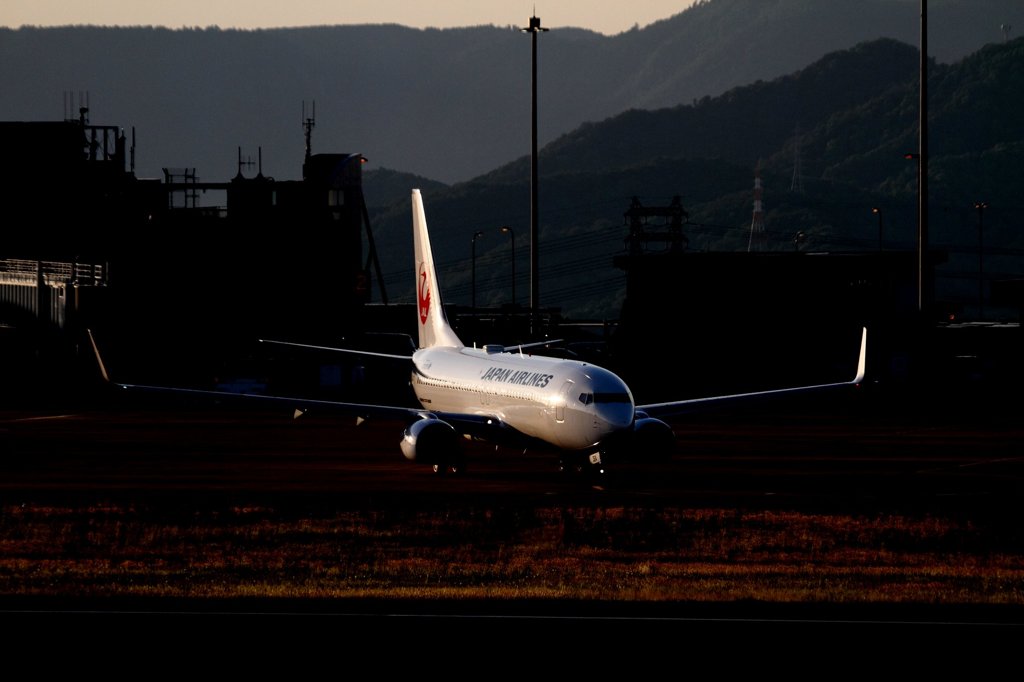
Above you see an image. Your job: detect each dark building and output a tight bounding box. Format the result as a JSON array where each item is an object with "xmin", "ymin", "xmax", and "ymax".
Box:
[
  {"xmin": 1, "ymin": 115, "xmax": 379, "ymax": 391},
  {"xmin": 610, "ymin": 197, "xmax": 1019, "ymax": 409}
]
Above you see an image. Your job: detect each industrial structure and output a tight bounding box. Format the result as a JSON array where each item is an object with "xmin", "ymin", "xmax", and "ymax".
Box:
[
  {"xmin": 612, "ymin": 193, "xmax": 1020, "ymax": 404},
  {"xmin": 1, "ymin": 110, "xmax": 381, "ymax": 395}
]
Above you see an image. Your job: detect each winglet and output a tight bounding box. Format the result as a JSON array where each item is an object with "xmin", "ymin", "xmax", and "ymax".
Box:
[
  {"xmin": 86, "ymin": 328, "xmax": 111, "ymax": 384},
  {"xmin": 853, "ymin": 327, "xmax": 867, "ymax": 385}
]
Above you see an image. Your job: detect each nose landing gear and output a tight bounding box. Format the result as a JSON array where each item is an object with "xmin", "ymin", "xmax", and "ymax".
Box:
[{"xmin": 558, "ymin": 451, "xmax": 606, "ymax": 480}]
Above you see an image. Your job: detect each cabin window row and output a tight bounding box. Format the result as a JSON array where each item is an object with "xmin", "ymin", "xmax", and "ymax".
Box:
[{"xmin": 422, "ymin": 377, "xmax": 533, "ymax": 402}]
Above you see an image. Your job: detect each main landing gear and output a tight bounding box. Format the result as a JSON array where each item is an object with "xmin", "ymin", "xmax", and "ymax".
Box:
[{"xmin": 431, "ymin": 453, "xmax": 466, "ymax": 476}]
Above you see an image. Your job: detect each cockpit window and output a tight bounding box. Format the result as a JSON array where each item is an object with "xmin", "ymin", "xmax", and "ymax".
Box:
[
  {"xmin": 593, "ymin": 392, "xmax": 631, "ymax": 404},
  {"xmin": 578, "ymin": 393, "xmax": 593, "ymax": 405}
]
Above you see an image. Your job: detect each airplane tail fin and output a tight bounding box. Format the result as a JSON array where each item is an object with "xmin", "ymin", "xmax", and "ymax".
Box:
[{"xmin": 412, "ymin": 189, "xmax": 463, "ymax": 349}]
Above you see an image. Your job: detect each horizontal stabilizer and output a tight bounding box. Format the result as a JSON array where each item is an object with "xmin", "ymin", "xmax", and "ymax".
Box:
[{"xmin": 260, "ymin": 338, "xmax": 412, "ymax": 360}]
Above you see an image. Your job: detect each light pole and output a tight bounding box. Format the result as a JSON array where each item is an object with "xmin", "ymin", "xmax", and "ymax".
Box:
[
  {"xmin": 905, "ymin": 151, "xmax": 924, "ymax": 311},
  {"xmin": 872, "ymin": 207, "xmax": 883, "ymax": 251},
  {"xmin": 500, "ymin": 226, "xmax": 516, "ymax": 307},
  {"xmin": 918, "ymin": 0, "xmax": 929, "ymax": 316},
  {"xmin": 471, "ymin": 230, "xmax": 484, "ymax": 311},
  {"xmin": 521, "ymin": 13, "xmax": 547, "ymax": 336},
  {"xmin": 974, "ymin": 201, "xmax": 987, "ymax": 320}
]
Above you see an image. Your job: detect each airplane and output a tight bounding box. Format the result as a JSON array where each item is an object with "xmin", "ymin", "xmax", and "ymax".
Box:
[{"xmin": 91, "ymin": 188, "xmax": 867, "ymax": 477}]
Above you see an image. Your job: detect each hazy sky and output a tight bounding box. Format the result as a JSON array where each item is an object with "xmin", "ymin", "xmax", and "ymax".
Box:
[{"xmin": 1, "ymin": 1, "xmax": 701, "ymax": 35}]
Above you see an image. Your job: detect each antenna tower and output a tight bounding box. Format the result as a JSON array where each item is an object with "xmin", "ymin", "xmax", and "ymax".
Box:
[
  {"xmin": 748, "ymin": 163, "xmax": 766, "ymax": 252},
  {"xmin": 302, "ymin": 100, "xmax": 316, "ymax": 162},
  {"xmin": 236, "ymin": 146, "xmax": 256, "ymax": 179}
]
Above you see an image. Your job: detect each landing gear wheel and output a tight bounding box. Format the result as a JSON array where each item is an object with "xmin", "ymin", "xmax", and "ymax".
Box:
[
  {"xmin": 432, "ymin": 455, "xmax": 466, "ymax": 476},
  {"xmin": 447, "ymin": 455, "xmax": 466, "ymax": 476}
]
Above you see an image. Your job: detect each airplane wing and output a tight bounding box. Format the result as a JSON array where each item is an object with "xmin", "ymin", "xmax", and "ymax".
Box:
[
  {"xmin": 259, "ymin": 338, "xmax": 414, "ymax": 360},
  {"xmin": 88, "ymin": 329, "xmax": 422, "ymax": 420},
  {"xmin": 635, "ymin": 327, "xmax": 867, "ymax": 419},
  {"xmin": 104, "ymin": 380, "xmax": 426, "ymax": 421}
]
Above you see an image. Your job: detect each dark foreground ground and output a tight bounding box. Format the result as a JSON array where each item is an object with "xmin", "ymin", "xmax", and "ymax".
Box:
[{"xmin": 1, "ymin": 383, "xmax": 1022, "ymax": 648}]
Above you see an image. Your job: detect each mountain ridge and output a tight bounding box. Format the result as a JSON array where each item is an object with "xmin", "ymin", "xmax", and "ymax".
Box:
[
  {"xmin": 2, "ymin": 0, "xmax": 1021, "ymax": 183},
  {"xmin": 362, "ymin": 35, "xmax": 1023, "ymax": 321}
]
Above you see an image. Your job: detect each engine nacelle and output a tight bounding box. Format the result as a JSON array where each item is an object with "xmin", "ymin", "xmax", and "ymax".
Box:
[
  {"xmin": 400, "ymin": 417, "xmax": 460, "ymax": 465},
  {"xmin": 631, "ymin": 415, "xmax": 675, "ymax": 460}
]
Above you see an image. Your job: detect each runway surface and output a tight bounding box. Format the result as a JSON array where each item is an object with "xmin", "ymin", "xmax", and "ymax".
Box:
[
  {"xmin": 1, "ymin": 387, "xmax": 1022, "ymax": 637},
  {"xmin": 2, "ymin": 390, "xmax": 1021, "ymax": 513}
]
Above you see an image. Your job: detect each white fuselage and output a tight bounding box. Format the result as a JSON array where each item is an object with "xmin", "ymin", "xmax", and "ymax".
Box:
[{"xmin": 410, "ymin": 346, "xmax": 636, "ymax": 451}]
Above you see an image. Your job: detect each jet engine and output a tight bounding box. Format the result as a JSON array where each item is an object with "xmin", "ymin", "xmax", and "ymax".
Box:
[
  {"xmin": 400, "ymin": 417, "xmax": 463, "ymax": 473},
  {"xmin": 631, "ymin": 412, "xmax": 675, "ymax": 460}
]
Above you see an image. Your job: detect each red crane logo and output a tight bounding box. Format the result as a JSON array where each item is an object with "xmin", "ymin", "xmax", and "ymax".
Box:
[{"xmin": 417, "ymin": 262, "xmax": 431, "ymax": 325}]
